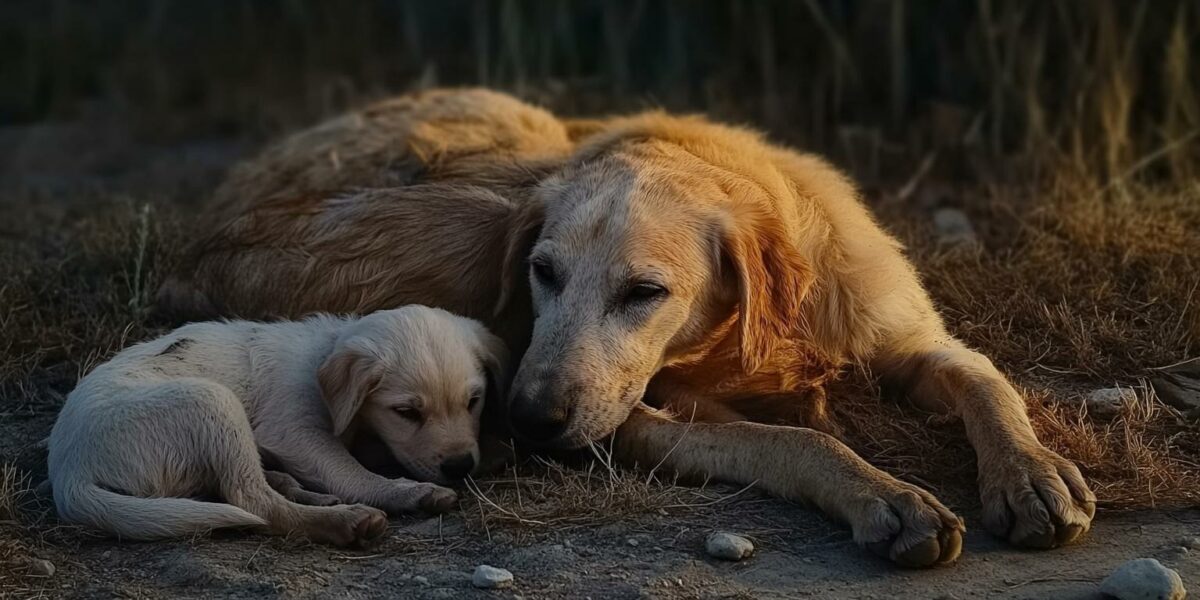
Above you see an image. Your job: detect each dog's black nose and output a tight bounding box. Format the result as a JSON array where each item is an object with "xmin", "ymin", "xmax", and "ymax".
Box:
[
  {"xmin": 439, "ymin": 454, "xmax": 476, "ymax": 480},
  {"xmin": 509, "ymin": 392, "xmax": 569, "ymax": 443}
]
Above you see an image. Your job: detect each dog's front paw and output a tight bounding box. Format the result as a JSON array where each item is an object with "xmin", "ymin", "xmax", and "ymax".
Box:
[
  {"xmin": 979, "ymin": 443, "xmax": 1095, "ymax": 548},
  {"xmin": 849, "ymin": 481, "xmax": 964, "ymax": 568},
  {"xmin": 377, "ymin": 482, "xmax": 458, "ymax": 515}
]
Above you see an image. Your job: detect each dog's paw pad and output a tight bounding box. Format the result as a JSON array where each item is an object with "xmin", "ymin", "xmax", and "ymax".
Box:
[
  {"xmin": 980, "ymin": 445, "xmax": 1094, "ymax": 550},
  {"xmin": 856, "ymin": 485, "xmax": 964, "ymax": 568}
]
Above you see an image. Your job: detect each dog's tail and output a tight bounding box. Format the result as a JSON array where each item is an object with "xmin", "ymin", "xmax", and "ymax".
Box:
[{"xmin": 56, "ymin": 481, "xmax": 266, "ymax": 540}]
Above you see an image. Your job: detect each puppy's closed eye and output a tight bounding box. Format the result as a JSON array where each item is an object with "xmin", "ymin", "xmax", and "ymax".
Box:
[{"xmin": 393, "ymin": 406, "xmax": 422, "ymax": 423}]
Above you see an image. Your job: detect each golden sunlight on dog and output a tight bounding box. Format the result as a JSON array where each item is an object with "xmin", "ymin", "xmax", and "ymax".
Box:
[{"xmin": 159, "ymin": 88, "xmax": 1095, "ymax": 567}]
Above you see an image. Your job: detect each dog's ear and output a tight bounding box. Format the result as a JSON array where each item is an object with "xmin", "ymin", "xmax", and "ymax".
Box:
[
  {"xmin": 474, "ymin": 328, "xmax": 511, "ymax": 412},
  {"xmin": 318, "ymin": 346, "xmax": 381, "ymax": 436},
  {"xmin": 493, "ymin": 199, "xmax": 545, "ymax": 317},
  {"xmin": 720, "ymin": 201, "xmax": 814, "ymax": 375}
]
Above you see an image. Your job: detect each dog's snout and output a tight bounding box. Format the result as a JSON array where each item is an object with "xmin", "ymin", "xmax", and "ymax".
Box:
[
  {"xmin": 439, "ymin": 453, "xmax": 476, "ymax": 480},
  {"xmin": 509, "ymin": 391, "xmax": 570, "ymax": 443}
]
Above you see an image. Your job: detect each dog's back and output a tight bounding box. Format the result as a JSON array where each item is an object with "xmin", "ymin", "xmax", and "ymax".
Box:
[{"xmin": 158, "ymin": 88, "xmax": 568, "ymax": 326}]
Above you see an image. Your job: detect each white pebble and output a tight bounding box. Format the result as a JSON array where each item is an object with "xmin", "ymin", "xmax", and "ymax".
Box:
[
  {"xmin": 413, "ymin": 575, "xmax": 429, "ymax": 585},
  {"xmin": 626, "ymin": 538, "xmax": 639, "ymax": 547},
  {"xmin": 472, "ymin": 565, "xmax": 514, "ymax": 589},
  {"xmin": 1100, "ymin": 558, "xmax": 1185, "ymax": 600},
  {"xmin": 705, "ymin": 532, "xmax": 754, "ymax": 561}
]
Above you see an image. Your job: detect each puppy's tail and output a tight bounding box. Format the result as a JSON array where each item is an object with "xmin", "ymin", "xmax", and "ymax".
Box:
[{"xmin": 56, "ymin": 481, "xmax": 266, "ymax": 540}]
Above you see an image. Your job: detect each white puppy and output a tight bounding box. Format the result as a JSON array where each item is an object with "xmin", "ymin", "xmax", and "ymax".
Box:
[{"xmin": 48, "ymin": 306, "xmax": 507, "ymax": 546}]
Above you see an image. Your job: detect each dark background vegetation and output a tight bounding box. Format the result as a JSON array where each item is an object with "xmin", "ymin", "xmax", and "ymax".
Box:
[{"xmin": 4, "ymin": 0, "xmax": 1198, "ymax": 180}]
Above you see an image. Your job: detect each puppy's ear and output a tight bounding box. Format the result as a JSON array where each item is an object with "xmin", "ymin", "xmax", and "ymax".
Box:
[
  {"xmin": 720, "ymin": 200, "xmax": 814, "ymax": 375},
  {"xmin": 493, "ymin": 199, "xmax": 544, "ymax": 317},
  {"xmin": 474, "ymin": 328, "xmax": 511, "ymax": 411},
  {"xmin": 318, "ymin": 347, "xmax": 381, "ymax": 436}
]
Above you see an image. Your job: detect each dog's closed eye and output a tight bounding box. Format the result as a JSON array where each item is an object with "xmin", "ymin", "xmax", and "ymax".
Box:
[
  {"xmin": 623, "ymin": 281, "xmax": 669, "ymax": 305},
  {"xmin": 468, "ymin": 392, "xmax": 482, "ymax": 411}
]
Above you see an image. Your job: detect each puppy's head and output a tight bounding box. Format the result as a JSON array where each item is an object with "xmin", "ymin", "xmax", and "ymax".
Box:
[
  {"xmin": 319, "ymin": 306, "xmax": 508, "ymax": 484},
  {"xmin": 499, "ymin": 119, "xmax": 813, "ymax": 448}
]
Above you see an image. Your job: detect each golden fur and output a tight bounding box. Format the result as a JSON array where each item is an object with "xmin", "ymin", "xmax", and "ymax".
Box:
[{"xmin": 162, "ymin": 88, "xmax": 1096, "ymax": 567}]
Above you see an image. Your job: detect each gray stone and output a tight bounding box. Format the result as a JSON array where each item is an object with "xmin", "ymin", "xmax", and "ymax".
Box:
[
  {"xmin": 933, "ymin": 208, "xmax": 978, "ymax": 246},
  {"xmin": 472, "ymin": 565, "xmax": 514, "ymax": 589},
  {"xmin": 28, "ymin": 559, "xmax": 55, "ymax": 577},
  {"xmin": 413, "ymin": 575, "xmax": 429, "ymax": 585},
  {"xmin": 1181, "ymin": 536, "xmax": 1200, "ymax": 550},
  {"xmin": 1099, "ymin": 558, "xmax": 1185, "ymax": 600},
  {"xmin": 626, "ymin": 538, "xmax": 640, "ymax": 547},
  {"xmin": 705, "ymin": 532, "xmax": 754, "ymax": 561},
  {"xmin": 1085, "ymin": 387, "xmax": 1137, "ymax": 417}
]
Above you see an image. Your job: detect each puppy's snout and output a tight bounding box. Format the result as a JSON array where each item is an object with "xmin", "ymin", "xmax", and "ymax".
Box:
[
  {"xmin": 509, "ymin": 390, "xmax": 570, "ymax": 443},
  {"xmin": 439, "ymin": 453, "xmax": 476, "ymax": 480}
]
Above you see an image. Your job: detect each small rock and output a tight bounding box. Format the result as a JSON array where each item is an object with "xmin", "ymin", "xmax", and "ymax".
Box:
[
  {"xmin": 933, "ymin": 208, "xmax": 977, "ymax": 246},
  {"xmin": 1083, "ymin": 387, "xmax": 1137, "ymax": 417},
  {"xmin": 705, "ymin": 532, "xmax": 754, "ymax": 561},
  {"xmin": 472, "ymin": 565, "xmax": 513, "ymax": 589},
  {"xmin": 626, "ymin": 538, "xmax": 639, "ymax": 547},
  {"xmin": 28, "ymin": 559, "xmax": 55, "ymax": 577},
  {"xmin": 1182, "ymin": 536, "xmax": 1200, "ymax": 550},
  {"xmin": 1100, "ymin": 558, "xmax": 1185, "ymax": 600},
  {"xmin": 413, "ymin": 575, "xmax": 429, "ymax": 586}
]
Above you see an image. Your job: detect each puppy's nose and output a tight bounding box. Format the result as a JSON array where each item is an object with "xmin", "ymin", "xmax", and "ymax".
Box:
[
  {"xmin": 439, "ymin": 454, "xmax": 476, "ymax": 480},
  {"xmin": 509, "ymin": 392, "xmax": 569, "ymax": 443}
]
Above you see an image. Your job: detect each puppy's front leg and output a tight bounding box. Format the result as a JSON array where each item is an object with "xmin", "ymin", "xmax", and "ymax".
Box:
[
  {"xmin": 257, "ymin": 426, "xmax": 457, "ymax": 515},
  {"xmin": 613, "ymin": 405, "xmax": 963, "ymax": 568}
]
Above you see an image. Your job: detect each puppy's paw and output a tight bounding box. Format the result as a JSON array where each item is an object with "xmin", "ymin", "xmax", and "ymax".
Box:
[
  {"xmin": 378, "ymin": 482, "xmax": 458, "ymax": 515},
  {"xmin": 306, "ymin": 504, "xmax": 388, "ymax": 547},
  {"xmin": 979, "ymin": 444, "xmax": 1095, "ymax": 549},
  {"xmin": 417, "ymin": 485, "xmax": 458, "ymax": 514},
  {"xmin": 850, "ymin": 481, "xmax": 964, "ymax": 568}
]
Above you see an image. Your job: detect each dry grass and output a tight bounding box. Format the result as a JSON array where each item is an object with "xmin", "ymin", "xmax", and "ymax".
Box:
[
  {"xmin": 458, "ymin": 444, "xmax": 760, "ymax": 542},
  {"xmin": 0, "ymin": 198, "xmax": 180, "ymax": 410}
]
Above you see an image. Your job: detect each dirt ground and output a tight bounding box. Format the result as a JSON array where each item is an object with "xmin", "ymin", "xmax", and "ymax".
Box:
[{"xmin": 2, "ymin": 109, "xmax": 1197, "ymax": 599}]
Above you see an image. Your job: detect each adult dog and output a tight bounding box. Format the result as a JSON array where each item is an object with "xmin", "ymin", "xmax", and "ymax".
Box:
[{"xmin": 160, "ymin": 88, "xmax": 1095, "ymax": 567}]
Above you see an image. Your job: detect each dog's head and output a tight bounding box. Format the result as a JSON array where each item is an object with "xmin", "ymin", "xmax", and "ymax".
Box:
[
  {"xmin": 496, "ymin": 115, "xmax": 814, "ymax": 448},
  {"xmin": 319, "ymin": 306, "xmax": 508, "ymax": 484}
]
